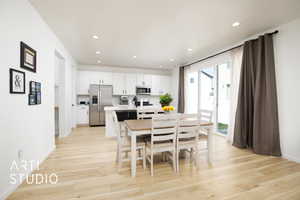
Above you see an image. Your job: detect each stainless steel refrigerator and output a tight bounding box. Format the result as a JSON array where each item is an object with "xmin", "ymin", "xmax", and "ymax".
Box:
[{"xmin": 89, "ymin": 84, "xmax": 113, "ymax": 126}]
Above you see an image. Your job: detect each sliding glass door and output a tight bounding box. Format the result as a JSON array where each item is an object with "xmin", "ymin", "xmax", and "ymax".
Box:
[
  {"xmin": 216, "ymin": 63, "xmax": 231, "ymax": 135},
  {"xmin": 196, "ymin": 62, "xmax": 231, "ymax": 135}
]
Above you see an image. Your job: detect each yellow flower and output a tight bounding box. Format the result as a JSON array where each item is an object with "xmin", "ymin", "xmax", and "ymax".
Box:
[{"xmin": 162, "ymin": 106, "xmax": 175, "ymax": 112}]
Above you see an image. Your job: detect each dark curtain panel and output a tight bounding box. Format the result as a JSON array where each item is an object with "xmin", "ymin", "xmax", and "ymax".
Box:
[
  {"xmin": 178, "ymin": 66, "xmax": 185, "ymax": 113},
  {"xmin": 233, "ymin": 34, "xmax": 281, "ymax": 156}
]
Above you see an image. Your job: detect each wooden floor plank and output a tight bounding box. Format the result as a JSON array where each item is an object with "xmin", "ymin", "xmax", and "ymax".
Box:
[{"xmin": 7, "ymin": 127, "xmax": 300, "ymax": 200}]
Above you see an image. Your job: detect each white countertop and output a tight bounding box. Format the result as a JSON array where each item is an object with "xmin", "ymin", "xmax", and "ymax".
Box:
[
  {"xmin": 104, "ymin": 105, "xmax": 162, "ymax": 111},
  {"xmin": 104, "ymin": 105, "xmax": 137, "ymax": 111}
]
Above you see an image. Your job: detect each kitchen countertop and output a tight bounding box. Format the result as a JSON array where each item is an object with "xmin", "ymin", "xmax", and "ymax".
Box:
[
  {"xmin": 104, "ymin": 105, "xmax": 138, "ymax": 111},
  {"xmin": 104, "ymin": 105, "xmax": 162, "ymax": 111}
]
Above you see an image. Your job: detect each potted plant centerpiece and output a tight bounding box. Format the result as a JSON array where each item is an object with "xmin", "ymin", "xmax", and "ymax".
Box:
[{"xmin": 159, "ymin": 93, "xmax": 175, "ymax": 113}]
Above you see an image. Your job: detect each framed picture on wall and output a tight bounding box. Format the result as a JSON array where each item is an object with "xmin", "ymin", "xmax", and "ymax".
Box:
[
  {"xmin": 36, "ymin": 93, "xmax": 41, "ymax": 104},
  {"xmin": 9, "ymin": 68, "xmax": 25, "ymax": 94},
  {"xmin": 20, "ymin": 41, "xmax": 37, "ymax": 73},
  {"xmin": 29, "ymin": 81, "xmax": 36, "ymax": 94},
  {"xmin": 28, "ymin": 94, "xmax": 36, "ymax": 105}
]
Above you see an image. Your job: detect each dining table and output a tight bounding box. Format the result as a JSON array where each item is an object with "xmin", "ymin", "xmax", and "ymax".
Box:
[{"xmin": 124, "ymin": 117, "xmax": 214, "ymax": 177}]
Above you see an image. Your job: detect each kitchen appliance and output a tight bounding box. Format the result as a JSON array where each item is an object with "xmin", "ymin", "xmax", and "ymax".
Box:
[
  {"xmin": 136, "ymin": 86, "xmax": 151, "ymax": 95},
  {"xmin": 133, "ymin": 96, "xmax": 153, "ymax": 107},
  {"xmin": 119, "ymin": 96, "xmax": 129, "ymax": 105},
  {"xmin": 89, "ymin": 84, "xmax": 113, "ymax": 126}
]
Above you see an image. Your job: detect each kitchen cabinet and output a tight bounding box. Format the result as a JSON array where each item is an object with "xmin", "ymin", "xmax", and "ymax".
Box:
[
  {"xmin": 151, "ymin": 75, "xmax": 171, "ymax": 95},
  {"xmin": 125, "ymin": 73, "xmax": 137, "ymax": 95},
  {"xmin": 77, "ymin": 71, "xmax": 112, "ymax": 94},
  {"xmin": 76, "ymin": 105, "xmax": 89, "ymax": 125},
  {"xmin": 112, "ymin": 73, "xmax": 137, "ymax": 95},
  {"xmin": 136, "ymin": 74, "xmax": 152, "ymax": 87},
  {"xmin": 112, "ymin": 73, "xmax": 125, "ymax": 95}
]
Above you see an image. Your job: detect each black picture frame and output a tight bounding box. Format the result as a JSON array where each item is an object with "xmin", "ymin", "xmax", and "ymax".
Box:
[
  {"xmin": 29, "ymin": 81, "xmax": 36, "ymax": 94},
  {"xmin": 9, "ymin": 68, "xmax": 25, "ymax": 94},
  {"xmin": 28, "ymin": 94, "xmax": 36, "ymax": 105},
  {"xmin": 36, "ymin": 93, "xmax": 41, "ymax": 104},
  {"xmin": 20, "ymin": 42, "xmax": 37, "ymax": 73}
]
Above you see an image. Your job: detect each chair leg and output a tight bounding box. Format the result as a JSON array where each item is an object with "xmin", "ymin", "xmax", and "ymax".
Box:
[
  {"xmin": 176, "ymin": 149, "xmax": 180, "ymax": 173},
  {"xmin": 118, "ymin": 149, "xmax": 122, "ymax": 171},
  {"xmin": 116, "ymin": 145, "xmax": 119, "ymax": 163},
  {"xmin": 190, "ymin": 148, "xmax": 194, "ymax": 162},
  {"xmin": 151, "ymin": 152, "xmax": 154, "ymax": 176},
  {"xmin": 172, "ymin": 150, "xmax": 176, "ymax": 173},
  {"xmin": 142, "ymin": 147, "xmax": 146, "ymax": 169}
]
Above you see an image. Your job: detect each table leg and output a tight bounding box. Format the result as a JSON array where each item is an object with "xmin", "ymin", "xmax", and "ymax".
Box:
[
  {"xmin": 207, "ymin": 127, "xmax": 213, "ymax": 163},
  {"xmin": 131, "ymin": 132, "xmax": 137, "ymax": 177}
]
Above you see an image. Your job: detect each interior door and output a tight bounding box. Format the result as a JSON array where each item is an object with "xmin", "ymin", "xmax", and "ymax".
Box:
[{"xmin": 89, "ymin": 84, "xmax": 100, "ymax": 126}]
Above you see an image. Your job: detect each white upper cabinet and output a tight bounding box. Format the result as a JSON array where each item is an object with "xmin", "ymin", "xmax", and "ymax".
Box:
[
  {"xmin": 112, "ymin": 73, "xmax": 137, "ymax": 95},
  {"xmin": 136, "ymin": 74, "xmax": 152, "ymax": 88},
  {"xmin": 77, "ymin": 71, "xmax": 112, "ymax": 94},
  {"xmin": 151, "ymin": 75, "xmax": 171, "ymax": 96},
  {"xmin": 112, "ymin": 73, "xmax": 126, "ymax": 95},
  {"xmin": 125, "ymin": 73, "xmax": 137, "ymax": 95}
]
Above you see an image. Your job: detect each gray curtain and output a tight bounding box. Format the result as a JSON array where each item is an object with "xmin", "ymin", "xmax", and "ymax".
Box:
[
  {"xmin": 178, "ymin": 66, "xmax": 185, "ymax": 113},
  {"xmin": 233, "ymin": 34, "xmax": 281, "ymax": 156}
]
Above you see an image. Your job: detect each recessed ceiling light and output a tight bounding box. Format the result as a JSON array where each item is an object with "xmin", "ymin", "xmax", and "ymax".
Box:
[
  {"xmin": 133, "ymin": 55, "xmax": 137, "ymax": 59},
  {"xmin": 97, "ymin": 60, "xmax": 101, "ymax": 63},
  {"xmin": 92, "ymin": 35, "xmax": 99, "ymax": 39},
  {"xmin": 96, "ymin": 51, "xmax": 101, "ymax": 54},
  {"xmin": 232, "ymin": 22, "xmax": 240, "ymax": 27},
  {"xmin": 187, "ymin": 48, "xmax": 193, "ymax": 52},
  {"xmin": 170, "ymin": 58, "xmax": 174, "ymax": 62}
]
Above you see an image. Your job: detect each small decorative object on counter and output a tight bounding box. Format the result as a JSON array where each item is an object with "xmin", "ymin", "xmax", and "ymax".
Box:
[
  {"xmin": 162, "ymin": 106, "xmax": 175, "ymax": 113},
  {"xmin": 159, "ymin": 93, "xmax": 173, "ymax": 107}
]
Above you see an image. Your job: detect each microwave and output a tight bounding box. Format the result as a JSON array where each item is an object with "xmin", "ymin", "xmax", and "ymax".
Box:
[{"xmin": 136, "ymin": 87, "xmax": 151, "ymax": 95}]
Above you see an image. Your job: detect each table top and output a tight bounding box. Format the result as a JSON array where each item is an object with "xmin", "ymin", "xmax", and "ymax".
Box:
[{"xmin": 125, "ymin": 119, "xmax": 213, "ymax": 131}]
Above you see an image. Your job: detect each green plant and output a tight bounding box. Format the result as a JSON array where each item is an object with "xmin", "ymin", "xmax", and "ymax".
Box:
[{"xmin": 159, "ymin": 93, "xmax": 173, "ymax": 107}]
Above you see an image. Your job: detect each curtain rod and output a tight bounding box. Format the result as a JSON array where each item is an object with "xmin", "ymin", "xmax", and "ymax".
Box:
[{"xmin": 182, "ymin": 30, "xmax": 279, "ymax": 68}]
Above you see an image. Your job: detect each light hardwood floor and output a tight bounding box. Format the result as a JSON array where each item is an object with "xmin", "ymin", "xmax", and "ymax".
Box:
[{"xmin": 8, "ymin": 127, "xmax": 300, "ymax": 200}]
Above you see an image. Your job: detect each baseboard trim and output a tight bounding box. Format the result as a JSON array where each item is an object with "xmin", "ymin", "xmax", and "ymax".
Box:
[
  {"xmin": 0, "ymin": 145, "xmax": 56, "ymax": 200},
  {"xmin": 283, "ymin": 154, "xmax": 300, "ymax": 163}
]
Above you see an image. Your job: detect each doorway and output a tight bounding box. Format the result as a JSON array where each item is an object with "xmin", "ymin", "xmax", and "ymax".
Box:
[
  {"xmin": 198, "ymin": 63, "xmax": 231, "ymax": 135},
  {"xmin": 54, "ymin": 51, "xmax": 66, "ymax": 139}
]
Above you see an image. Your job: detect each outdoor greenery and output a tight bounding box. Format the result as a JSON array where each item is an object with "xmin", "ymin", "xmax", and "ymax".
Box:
[
  {"xmin": 217, "ymin": 123, "xmax": 228, "ymax": 134},
  {"xmin": 159, "ymin": 93, "xmax": 173, "ymax": 107}
]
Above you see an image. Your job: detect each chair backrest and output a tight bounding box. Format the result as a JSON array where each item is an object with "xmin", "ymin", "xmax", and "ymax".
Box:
[
  {"xmin": 198, "ymin": 109, "xmax": 213, "ymax": 123},
  {"xmin": 137, "ymin": 106, "xmax": 161, "ymax": 119},
  {"xmin": 151, "ymin": 114, "xmax": 178, "ymax": 144},
  {"xmin": 112, "ymin": 111, "xmax": 122, "ymax": 140},
  {"xmin": 178, "ymin": 114, "xmax": 200, "ymax": 141}
]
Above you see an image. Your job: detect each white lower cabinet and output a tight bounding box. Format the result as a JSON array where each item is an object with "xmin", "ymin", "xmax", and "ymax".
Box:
[{"xmin": 76, "ymin": 105, "xmax": 89, "ymax": 125}]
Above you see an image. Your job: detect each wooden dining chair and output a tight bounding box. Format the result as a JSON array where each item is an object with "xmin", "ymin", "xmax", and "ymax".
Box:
[
  {"xmin": 177, "ymin": 114, "xmax": 200, "ymax": 172},
  {"xmin": 112, "ymin": 111, "xmax": 146, "ymax": 171},
  {"xmin": 146, "ymin": 114, "xmax": 178, "ymax": 176},
  {"xmin": 136, "ymin": 107, "xmax": 160, "ymax": 120},
  {"xmin": 198, "ymin": 109, "xmax": 213, "ymax": 136}
]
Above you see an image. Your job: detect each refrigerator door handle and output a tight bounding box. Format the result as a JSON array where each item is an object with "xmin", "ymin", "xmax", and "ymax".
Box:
[{"xmin": 98, "ymin": 89, "xmax": 101, "ymax": 112}]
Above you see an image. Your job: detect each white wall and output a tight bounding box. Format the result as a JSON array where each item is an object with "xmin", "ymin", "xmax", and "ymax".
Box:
[
  {"xmin": 171, "ymin": 18, "xmax": 300, "ymax": 163},
  {"xmin": 78, "ymin": 65, "xmax": 172, "ymax": 75},
  {"xmin": 0, "ymin": 0, "xmax": 76, "ymax": 199},
  {"xmin": 274, "ymin": 18, "xmax": 300, "ymax": 163}
]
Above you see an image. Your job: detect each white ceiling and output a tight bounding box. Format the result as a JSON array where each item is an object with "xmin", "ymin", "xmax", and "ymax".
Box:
[{"xmin": 29, "ymin": 0, "xmax": 300, "ymax": 69}]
